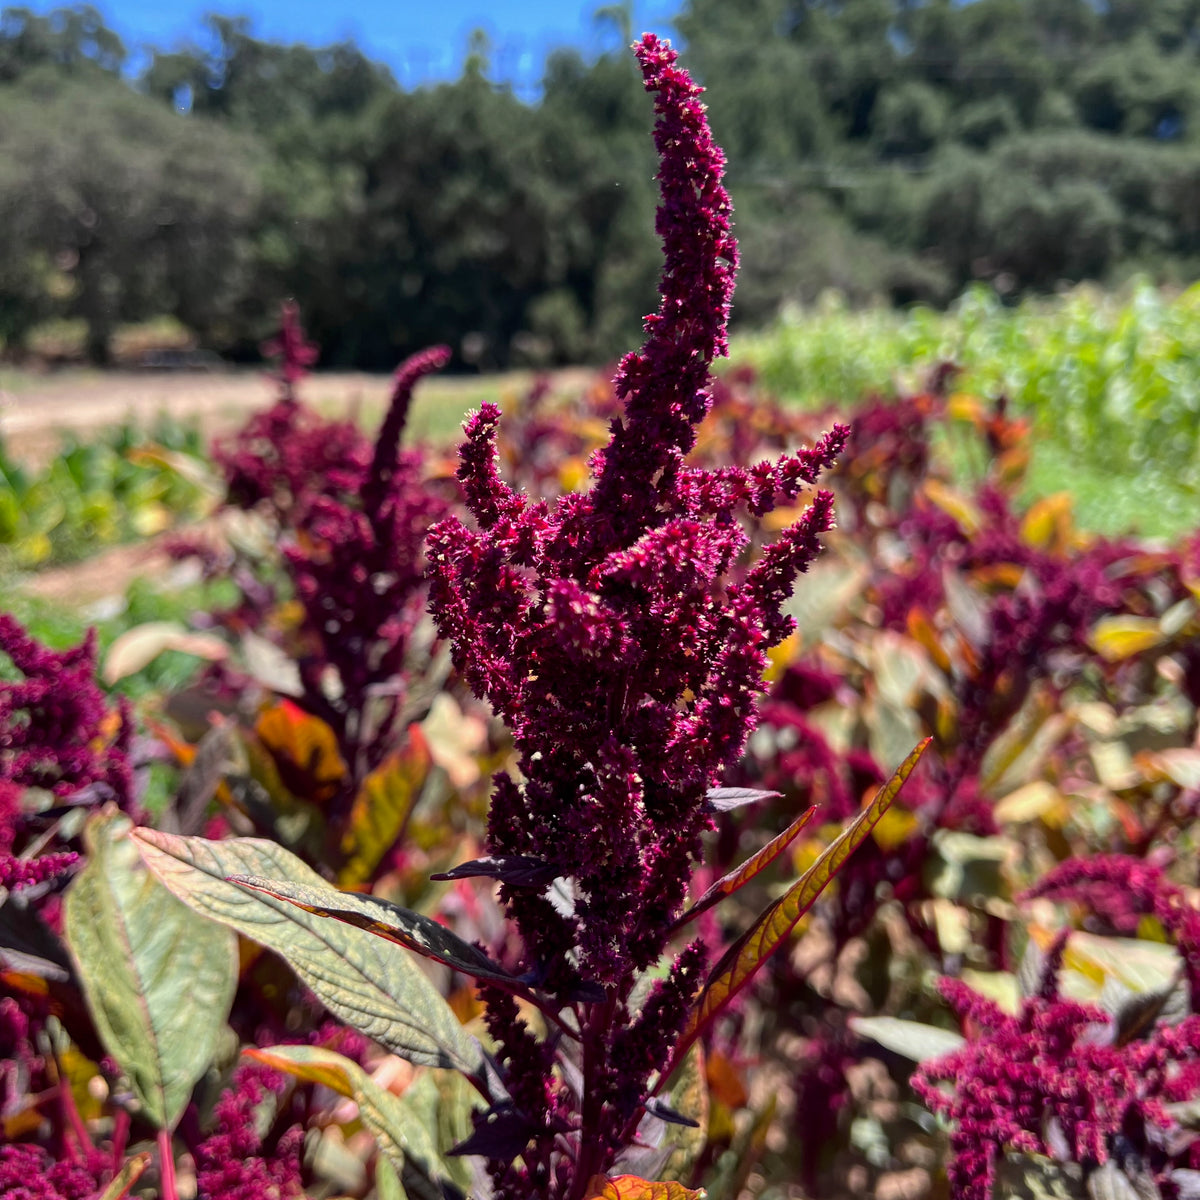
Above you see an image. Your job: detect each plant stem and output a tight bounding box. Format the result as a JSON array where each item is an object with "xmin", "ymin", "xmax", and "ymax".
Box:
[{"xmin": 156, "ymin": 1128, "xmax": 178, "ymax": 1200}]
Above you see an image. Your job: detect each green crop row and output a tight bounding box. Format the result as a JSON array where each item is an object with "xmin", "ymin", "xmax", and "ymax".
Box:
[
  {"xmin": 0, "ymin": 416, "xmax": 217, "ymax": 569},
  {"xmin": 732, "ymin": 282, "xmax": 1200, "ymax": 538}
]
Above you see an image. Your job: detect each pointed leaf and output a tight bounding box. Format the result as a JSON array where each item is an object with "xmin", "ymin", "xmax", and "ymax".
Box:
[
  {"xmin": 232, "ymin": 874, "xmax": 523, "ymax": 988},
  {"xmin": 848, "ymin": 1015, "xmax": 965, "ymax": 1063},
  {"xmin": 704, "ymin": 787, "xmax": 780, "ymax": 813},
  {"xmin": 672, "ymin": 739, "xmax": 929, "ymax": 1069},
  {"xmin": 131, "ymin": 828, "xmax": 486, "ymax": 1079},
  {"xmin": 64, "ymin": 812, "xmax": 237, "ymax": 1130},
  {"xmin": 430, "ymin": 856, "xmax": 559, "ymax": 887},
  {"xmin": 583, "ymin": 1176, "xmax": 705, "ymax": 1200},
  {"xmin": 245, "ymin": 1045, "xmax": 459, "ymax": 1200},
  {"xmin": 94, "ymin": 1152, "xmax": 153, "ymax": 1200},
  {"xmin": 338, "ymin": 734, "xmax": 432, "ymax": 887},
  {"xmin": 103, "ymin": 622, "xmax": 227, "ymax": 684},
  {"xmin": 1089, "ymin": 616, "xmax": 1165, "ymax": 663},
  {"xmin": 672, "ymin": 807, "xmax": 816, "ymax": 930}
]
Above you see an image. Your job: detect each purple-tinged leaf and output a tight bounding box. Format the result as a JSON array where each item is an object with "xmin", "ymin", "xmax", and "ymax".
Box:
[
  {"xmin": 705, "ymin": 786, "xmax": 781, "ymax": 813},
  {"xmin": 644, "ymin": 1099, "xmax": 700, "ymax": 1128},
  {"xmin": 666, "ymin": 738, "xmax": 930, "ymax": 1077},
  {"xmin": 671, "ymin": 805, "xmax": 817, "ymax": 932},
  {"xmin": 231, "ymin": 874, "xmax": 521, "ymax": 987},
  {"xmin": 448, "ymin": 1106, "xmax": 537, "ymax": 1158},
  {"xmin": 430, "ymin": 856, "xmax": 559, "ymax": 888}
]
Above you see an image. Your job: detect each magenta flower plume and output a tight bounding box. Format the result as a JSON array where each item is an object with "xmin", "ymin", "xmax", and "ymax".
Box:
[
  {"xmin": 285, "ymin": 345, "xmax": 451, "ymax": 780},
  {"xmin": 0, "ymin": 616, "xmax": 133, "ymax": 889},
  {"xmin": 427, "ymin": 33, "xmax": 846, "ymax": 1193}
]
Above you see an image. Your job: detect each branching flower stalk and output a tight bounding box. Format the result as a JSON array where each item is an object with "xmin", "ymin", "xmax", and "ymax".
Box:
[{"xmin": 427, "ymin": 34, "xmax": 847, "ymax": 1198}]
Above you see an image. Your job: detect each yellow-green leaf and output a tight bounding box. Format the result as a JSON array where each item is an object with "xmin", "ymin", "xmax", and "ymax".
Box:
[
  {"xmin": 339, "ymin": 732, "xmax": 432, "ymax": 887},
  {"xmin": 245, "ymin": 1045, "xmax": 457, "ymax": 1199},
  {"xmin": 64, "ymin": 812, "xmax": 237, "ymax": 1130},
  {"xmin": 131, "ymin": 828, "xmax": 486, "ymax": 1081},
  {"xmin": 94, "ymin": 1152, "xmax": 152, "ymax": 1200}
]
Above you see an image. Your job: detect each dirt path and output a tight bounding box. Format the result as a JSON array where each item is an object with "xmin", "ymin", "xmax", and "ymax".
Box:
[
  {"xmin": 0, "ymin": 365, "xmax": 597, "ymax": 464},
  {"xmin": 0, "ymin": 371, "xmax": 392, "ymax": 464}
]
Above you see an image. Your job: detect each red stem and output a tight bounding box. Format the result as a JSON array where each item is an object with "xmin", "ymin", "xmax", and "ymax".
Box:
[
  {"xmin": 111, "ymin": 1109, "xmax": 130, "ymax": 1172},
  {"xmin": 156, "ymin": 1128, "xmax": 178, "ymax": 1200}
]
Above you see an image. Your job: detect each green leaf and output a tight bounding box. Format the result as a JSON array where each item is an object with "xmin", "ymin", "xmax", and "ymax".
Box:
[
  {"xmin": 847, "ymin": 1015, "xmax": 965, "ymax": 1063},
  {"xmin": 231, "ymin": 874, "xmax": 523, "ymax": 988},
  {"xmin": 662, "ymin": 1043, "xmax": 709, "ymax": 1182},
  {"xmin": 64, "ymin": 812, "xmax": 237, "ymax": 1131},
  {"xmin": 246, "ymin": 1046, "xmax": 459, "ymax": 1200},
  {"xmin": 131, "ymin": 828, "xmax": 487, "ymax": 1081},
  {"xmin": 671, "ymin": 738, "xmax": 930, "ymax": 1071}
]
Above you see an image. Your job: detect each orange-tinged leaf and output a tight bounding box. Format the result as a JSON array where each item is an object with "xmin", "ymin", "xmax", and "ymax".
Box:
[
  {"xmin": 1020, "ymin": 492, "xmax": 1074, "ymax": 554},
  {"xmin": 922, "ymin": 480, "xmax": 982, "ymax": 536},
  {"xmin": 255, "ymin": 701, "xmax": 347, "ymax": 805},
  {"xmin": 906, "ymin": 607, "xmax": 949, "ymax": 672},
  {"xmin": 583, "ymin": 1176, "xmax": 704, "ymax": 1200},
  {"xmin": 671, "ymin": 738, "xmax": 930, "ymax": 1071},
  {"xmin": 705, "ymin": 1049, "xmax": 748, "ymax": 1109},
  {"xmin": 946, "ymin": 393, "xmax": 984, "ymax": 424},
  {"xmin": 671, "ymin": 806, "xmax": 816, "ymax": 931},
  {"xmin": 338, "ymin": 730, "xmax": 432, "ymax": 887}
]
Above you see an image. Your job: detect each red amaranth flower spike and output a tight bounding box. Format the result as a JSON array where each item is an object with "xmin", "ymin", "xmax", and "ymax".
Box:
[{"xmin": 426, "ymin": 33, "xmax": 849, "ymax": 1196}]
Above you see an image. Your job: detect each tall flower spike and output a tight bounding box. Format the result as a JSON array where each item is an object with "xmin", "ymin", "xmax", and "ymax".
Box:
[{"xmin": 427, "ymin": 33, "xmax": 848, "ymax": 1195}]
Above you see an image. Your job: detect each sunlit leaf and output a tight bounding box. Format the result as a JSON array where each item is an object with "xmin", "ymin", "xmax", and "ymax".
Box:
[
  {"xmin": 94, "ymin": 1152, "xmax": 153, "ymax": 1200},
  {"xmin": 255, "ymin": 700, "xmax": 347, "ymax": 804},
  {"xmin": 64, "ymin": 812, "xmax": 237, "ymax": 1130},
  {"xmin": 231, "ymin": 874, "xmax": 522, "ymax": 988},
  {"xmin": 922, "ymin": 479, "xmax": 982, "ymax": 536},
  {"xmin": 338, "ymin": 732, "xmax": 432, "ymax": 887},
  {"xmin": 103, "ymin": 621, "xmax": 227, "ymax": 684},
  {"xmin": 583, "ymin": 1176, "xmax": 705, "ymax": 1200},
  {"xmin": 1020, "ymin": 492, "xmax": 1074, "ymax": 553},
  {"xmin": 662, "ymin": 1043, "xmax": 709, "ymax": 1182},
  {"xmin": 246, "ymin": 1045, "xmax": 459, "ymax": 1199},
  {"xmin": 131, "ymin": 828, "xmax": 486, "ymax": 1080},
  {"xmin": 1089, "ymin": 616, "xmax": 1164, "ymax": 663},
  {"xmin": 848, "ymin": 1015, "xmax": 964, "ymax": 1063},
  {"xmin": 673, "ymin": 739, "xmax": 929, "ymax": 1068},
  {"xmin": 672, "ymin": 806, "xmax": 816, "ymax": 930}
]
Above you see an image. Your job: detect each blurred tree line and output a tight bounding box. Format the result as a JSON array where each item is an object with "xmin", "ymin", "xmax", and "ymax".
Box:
[{"xmin": 4, "ymin": 1, "xmax": 1200, "ymax": 367}]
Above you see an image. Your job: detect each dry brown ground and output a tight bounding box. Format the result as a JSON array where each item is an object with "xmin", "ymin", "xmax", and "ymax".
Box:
[
  {"xmin": 2, "ymin": 365, "xmax": 596, "ymax": 602},
  {"xmin": 0, "ymin": 367, "xmax": 598, "ymax": 464}
]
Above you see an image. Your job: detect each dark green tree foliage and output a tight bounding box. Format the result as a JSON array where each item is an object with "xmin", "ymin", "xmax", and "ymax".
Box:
[
  {"xmin": 678, "ymin": 0, "xmax": 1200, "ymax": 305},
  {"xmin": 8, "ymin": 1, "xmax": 1200, "ymax": 363}
]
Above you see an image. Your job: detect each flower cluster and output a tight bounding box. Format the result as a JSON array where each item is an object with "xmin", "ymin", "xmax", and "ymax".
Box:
[
  {"xmin": 284, "ymin": 346, "xmax": 450, "ymax": 782},
  {"xmin": 915, "ymin": 977, "xmax": 1200, "ymax": 1200},
  {"xmin": 0, "ymin": 616, "xmax": 133, "ymax": 889},
  {"xmin": 428, "ymin": 33, "xmax": 846, "ymax": 1193},
  {"xmin": 193, "ymin": 1060, "xmax": 305, "ymax": 1200},
  {"xmin": 213, "ymin": 304, "xmax": 371, "ymax": 522}
]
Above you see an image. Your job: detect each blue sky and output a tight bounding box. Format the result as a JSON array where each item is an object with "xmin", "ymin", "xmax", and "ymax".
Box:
[{"xmin": 85, "ymin": 0, "xmax": 681, "ymax": 94}]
